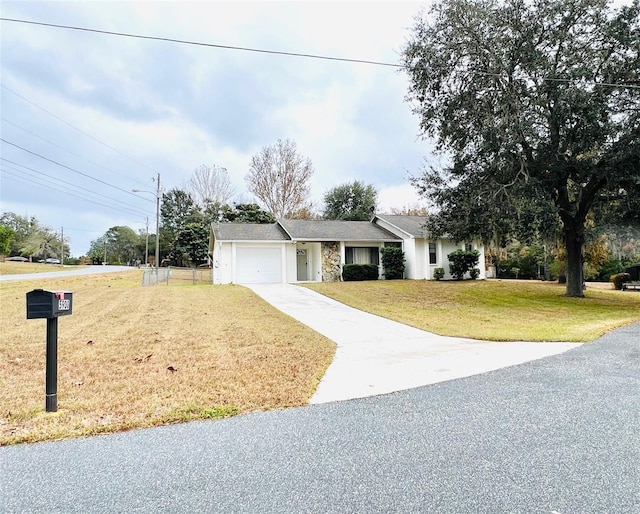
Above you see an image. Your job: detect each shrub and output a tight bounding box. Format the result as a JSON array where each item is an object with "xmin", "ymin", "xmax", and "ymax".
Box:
[
  {"xmin": 381, "ymin": 247, "xmax": 405, "ymax": 280},
  {"xmin": 433, "ymin": 267, "xmax": 445, "ymax": 280},
  {"xmin": 448, "ymin": 249, "xmax": 480, "ymax": 280},
  {"xmin": 343, "ymin": 264, "xmax": 379, "ymax": 281},
  {"xmin": 469, "ymin": 267, "xmax": 481, "ymax": 280},
  {"xmin": 610, "ymin": 272, "xmax": 631, "ymax": 290},
  {"xmin": 596, "ymin": 258, "xmax": 629, "ymax": 282}
]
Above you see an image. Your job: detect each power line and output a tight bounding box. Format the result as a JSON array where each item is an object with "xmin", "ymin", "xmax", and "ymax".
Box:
[
  {"xmin": 1, "ymin": 117, "xmax": 151, "ymax": 189},
  {"xmin": 0, "ymin": 83, "xmax": 163, "ymax": 174},
  {"xmin": 1, "ymin": 158, "xmax": 152, "ymax": 216},
  {"xmin": 2, "ymin": 17, "xmax": 638, "ymax": 90},
  {"xmin": 1, "ymin": 167, "xmax": 151, "ymax": 218},
  {"xmin": 0, "ymin": 17, "xmax": 402, "ymax": 68},
  {"xmin": 0, "ymin": 138, "xmax": 156, "ymax": 201}
]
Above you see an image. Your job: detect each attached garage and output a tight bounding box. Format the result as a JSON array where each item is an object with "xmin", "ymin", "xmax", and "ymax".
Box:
[
  {"xmin": 211, "ymin": 223, "xmax": 292, "ymax": 285},
  {"xmin": 235, "ymin": 246, "xmax": 282, "ymax": 284}
]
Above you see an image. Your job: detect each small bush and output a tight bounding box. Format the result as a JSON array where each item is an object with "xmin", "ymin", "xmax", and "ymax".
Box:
[
  {"xmin": 469, "ymin": 268, "xmax": 481, "ymax": 280},
  {"xmin": 343, "ymin": 264, "xmax": 379, "ymax": 281},
  {"xmin": 433, "ymin": 268, "xmax": 445, "ymax": 280},
  {"xmin": 381, "ymin": 246, "xmax": 405, "ymax": 280},
  {"xmin": 610, "ymin": 272, "xmax": 631, "ymax": 290},
  {"xmin": 448, "ymin": 249, "xmax": 480, "ymax": 280}
]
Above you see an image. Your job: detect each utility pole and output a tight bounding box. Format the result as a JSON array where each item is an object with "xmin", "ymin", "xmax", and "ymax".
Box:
[
  {"xmin": 144, "ymin": 216, "xmax": 149, "ymax": 266},
  {"xmin": 155, "ymin": 173, "xmax": 161, "ymax": 278},
  {"xmin": 132, "ymin": 174, "xmax": 162, "ymax": 278},
  {"xmin": 60, "ymin": 226, "xmax": 64, "ymax": 265}
]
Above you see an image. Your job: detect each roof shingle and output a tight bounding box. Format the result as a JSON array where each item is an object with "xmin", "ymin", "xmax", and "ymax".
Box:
[
  {"xmin": 279, "ymin": 219, "xmax": 400, "ymax": 241},
  {"xmin": 374, "ymin": 215, "xmax": 429, "ymax": 238}
]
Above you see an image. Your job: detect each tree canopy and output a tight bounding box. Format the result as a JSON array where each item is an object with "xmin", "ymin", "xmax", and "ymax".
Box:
[
  {"xmin": 172, "ymin": 222, "xmax": 209, "ymax": 267},
  {"xmin": 403, "ymin": 0, "xmax": 640, "ymax": 296},
  {"xmin": 0, "ymin": 225, "xmax": 14, "ymax": 258},
  {"xmin": 323, "ymin": 181, "xmax": 378, "ymax": 221},
  {"xmin": 0, "ymin": 212, "xmax": 68, "ymax": 261},
  {"xmin": 245, "ymin": 139, "xmax": 314, "ymax": 219},
  {"xmin": 88, "ymin": 225, "xmax": 143, "ymax": 264},
  {"xmin": 188, "ymin": 164, "xmax": 235, "ymax": 208},
  {"xmin": 161, "ymin": 188, "xmax": 201, "ymax": 235}
]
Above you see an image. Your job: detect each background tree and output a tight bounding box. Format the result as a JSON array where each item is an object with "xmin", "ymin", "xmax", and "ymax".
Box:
[
  {"xmin": 402, "ymin": 0, "xmax": 640, "ymax": 297},
  {"xmin": 0, "ymin": 225, "xmax": 15, "ymax": 259},
  {"xmin": 217, "ymin": 203, "xmax": 277, "ymax": 224},
  {"xmin": 161, "ymin": 189, "xmax": 200, "ymax": 235},
  {"xmin": 160, "ymin": 188, "xmax": 202, "ymax": 264},
  {"xmin": 88, "ymin": 226, "xmax": 142, "ymax": 264},
  {"xmin": 323, "ymin": 181, "xmax": 378, "ymax": 220},
  {"xmin": 389, "ymin": 205, "xmax": 428, "ymax": 216},
  {"xmin": 172, "ymin": 222, "xmax": 209, "ymax": 267},
  {"xmin": 245, "ymin": 138, "xmax": 314, "ymax": 218},
  {"xmin": 0, "ymin": 212, "xmax": 40, "ymax": 256},
  {"xmin": 188, "ymin": 164, "xmax": 235, "ymax": 209},
  {"xmin": 21, "ymin": 225, "xmax": 62, "ymax": 261}
]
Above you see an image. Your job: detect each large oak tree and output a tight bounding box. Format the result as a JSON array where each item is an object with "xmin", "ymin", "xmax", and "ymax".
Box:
[{"xmin": 403, "ymin": 0, "xmax": 640, "ymax": 296}]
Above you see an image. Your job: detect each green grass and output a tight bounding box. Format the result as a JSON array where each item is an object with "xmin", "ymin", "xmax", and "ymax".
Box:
[{"xmin": 303, "ymin": 280, "xmax": 640, "ymax": 342}]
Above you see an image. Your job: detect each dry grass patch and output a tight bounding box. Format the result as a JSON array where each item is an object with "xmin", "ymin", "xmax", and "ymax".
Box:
[
  {"xmin": 304, "ymin": 279, "xmax": 640, "ymax": 342},
  {"xmin": 0, "ymin": 262, "xmax": 76, "ymax": 275},
  {"xmin": 1, "ymin": 271, "xmax": 334, "ymax": 445}
]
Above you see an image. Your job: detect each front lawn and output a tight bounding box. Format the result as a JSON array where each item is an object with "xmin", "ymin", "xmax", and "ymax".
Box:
[
  {"xmin": 304, "ymin": 279, "xmax": 640, "ymax": 342},
  {"xmin": 0, "ymin": 271, "xmax": 335, "ymax": 445}
]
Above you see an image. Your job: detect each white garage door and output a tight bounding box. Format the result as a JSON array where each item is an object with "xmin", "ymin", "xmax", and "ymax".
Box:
[{"xmin": 236, "ymin": 246, "xmax": 283, "ymax": 284}]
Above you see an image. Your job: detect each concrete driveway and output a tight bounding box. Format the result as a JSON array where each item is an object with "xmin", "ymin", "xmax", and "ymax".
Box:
[{"xmin": 247, "ymin": 284, "xmax": 582, "ymax": 403}]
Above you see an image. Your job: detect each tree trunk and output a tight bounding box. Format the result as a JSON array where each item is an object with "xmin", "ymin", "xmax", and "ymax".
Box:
[{"xmin": 563, "ymin": 223, "xmax": 585, "ymax": 298}]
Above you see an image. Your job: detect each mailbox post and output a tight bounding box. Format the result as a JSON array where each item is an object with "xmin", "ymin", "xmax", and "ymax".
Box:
[{"xmin": 26, "ymin": 289, "xmax": 73, "ymax": 412}]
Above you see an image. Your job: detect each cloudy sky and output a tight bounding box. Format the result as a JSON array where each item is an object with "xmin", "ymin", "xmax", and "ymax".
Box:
[{"xmin": 1, "ymin": 1, "xmax": 437, "ymax": 257}]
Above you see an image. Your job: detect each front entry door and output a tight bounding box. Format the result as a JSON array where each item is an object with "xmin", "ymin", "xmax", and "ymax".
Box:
[{"xmin": 296, "ymin": 249, "xmax": 307, "ymax": 281}]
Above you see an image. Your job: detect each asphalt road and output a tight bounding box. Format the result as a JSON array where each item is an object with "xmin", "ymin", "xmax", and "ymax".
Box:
[
  {"xmin": 0, "ymin": 265, "xmax": 134, "ymax": 282},
  {"xmin": 2, "ymin": 322, "xmax": 638, "ymax": 513}
]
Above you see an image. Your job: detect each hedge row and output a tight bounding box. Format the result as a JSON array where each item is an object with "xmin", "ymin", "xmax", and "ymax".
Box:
[{"xmin": 343, "ymin": 264, "xmax": 379, "ymax": 281}]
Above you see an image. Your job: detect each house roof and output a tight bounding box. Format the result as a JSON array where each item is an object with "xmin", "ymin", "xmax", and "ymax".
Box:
[
  {"xmin": 212, "ymin": 219, "xmax": 403, "ymax": 242},
  {"xmin": 279, "ymin": 219, "xmax": 401, "ymax": 241},
  {"xmin": 212, "ymin": 222, "xmax": 290, "ymax": 241},
  {"xmin": 374, "ymin": 215, "xmax": 429, "ymax": 238}
]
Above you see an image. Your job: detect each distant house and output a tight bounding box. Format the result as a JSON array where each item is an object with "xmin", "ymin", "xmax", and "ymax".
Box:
[{"xmin": 210, "ymin": 215, "xmax": 485, "ymax": 284}]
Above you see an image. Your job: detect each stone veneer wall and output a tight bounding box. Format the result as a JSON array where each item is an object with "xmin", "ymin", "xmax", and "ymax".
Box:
[{"xmin": 321, "ymin": 242, "xmax": 342, "ymax": 282}]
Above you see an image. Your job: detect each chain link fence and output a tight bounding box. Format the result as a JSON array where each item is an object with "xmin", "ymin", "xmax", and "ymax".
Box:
[{"xmin": 142, "ymin": 267, "xmax": 212, "ymax": 286}]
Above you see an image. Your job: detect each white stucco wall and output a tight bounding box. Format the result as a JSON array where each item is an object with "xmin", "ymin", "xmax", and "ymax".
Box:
[
  {"xmin": 213, "ymin": 241, "xmax": 233, "ymax": 284},
  {"xmin": 413, "ymin": 239, "xmax": 427, "ymax": 279},
  {"xmin": 401, "ymin": 239, "xmax": 417, "ymax": 279},
  {"xmin": 283, "ymin": 243, "xmax": 297, "ymax": 283}
]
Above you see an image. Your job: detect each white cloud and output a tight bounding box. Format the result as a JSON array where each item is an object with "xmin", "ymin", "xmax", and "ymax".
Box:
[{"xmin": 0, "ymin": 1, "xmax": 432, "ymax": 256}]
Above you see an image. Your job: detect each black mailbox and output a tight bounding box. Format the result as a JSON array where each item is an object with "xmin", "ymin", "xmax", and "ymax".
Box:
[{"xmin": 26, "ymin": 289, "xmax": 73, "ymax": 319}]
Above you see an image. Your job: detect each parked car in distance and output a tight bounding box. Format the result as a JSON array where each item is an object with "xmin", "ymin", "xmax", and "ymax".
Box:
[
  {"xmin": 44, "ymin": 258, "xmax": 61, "ymax": 264},
  {"xmin": 6, "ymin": 256, "xmax": 28, "ymax": 262}
]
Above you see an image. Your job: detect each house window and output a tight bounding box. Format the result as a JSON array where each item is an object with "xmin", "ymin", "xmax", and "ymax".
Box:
[
  {"xmin": 465, "ymin": 243, "xmax": 473, "ymax": 252},
  {"xmin": 428, "ymin": 242, "xmax": 437, "ymax": 264},
  {"xmin": 345, "ymin": 247, "xmax": 379, "ymax": 265}
]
